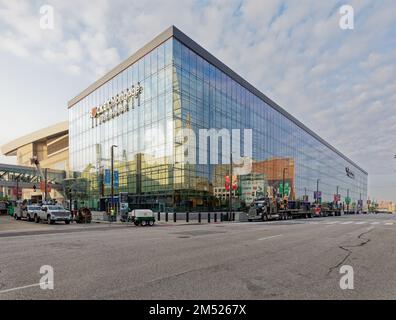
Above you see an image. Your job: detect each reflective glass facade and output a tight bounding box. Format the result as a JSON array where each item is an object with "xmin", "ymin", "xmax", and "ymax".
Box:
[{"xmin": 69, "ymin": 31, "xmax": 367, "ymax": 211}]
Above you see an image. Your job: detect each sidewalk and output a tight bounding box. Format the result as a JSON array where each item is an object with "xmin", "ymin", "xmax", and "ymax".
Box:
[{"xmin": 91, "ymin": 211, "xmax": 247, "ymax": 226}]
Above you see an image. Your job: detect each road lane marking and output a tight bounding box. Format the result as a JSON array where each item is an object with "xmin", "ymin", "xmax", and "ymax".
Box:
[
  {"xmin": 355, "ymin": 221, "xmax": 368, "ymax": 225},
  {"xmin": 325, "ymin": 221, "xmax": 340, "ymax": 225},
  {"xmin": 370, "ymin": 222, "xmax": 380, "ymax": 225},
  {"xmin": 0, "ymin": 282, "xmax": 53, "ymax": 294},
  {"xmin": 385, "ymin": 222, "xmax": 394, "ymax": 226},
  {"xmin": 257, "ymin": 234, "xmax": 283, "ymax": 241},
  {"xmin": 341, "ymin": 221, "xmax": 354, "ymax": 225}
]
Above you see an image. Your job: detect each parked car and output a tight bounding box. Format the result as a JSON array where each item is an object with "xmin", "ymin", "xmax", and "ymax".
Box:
[
  {"xmin": 17, "ymin": 205, "xmax": 42, "ymax": 221},
  {"xmin": 13, "ymin": 201, "xmax": 27, "ymax": 220},
  {"xmin": 36, "ymin": 205, "xmax": 72, "ymax": 224},
  {"xmin": 127, "ymin": 209, "xmax": 155, "ymax": 226}
]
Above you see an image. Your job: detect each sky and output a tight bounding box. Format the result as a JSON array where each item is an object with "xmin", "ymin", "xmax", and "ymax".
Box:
[{"xmin": 0, "ymin": 0, "xmax": 395, "ymax": 201}]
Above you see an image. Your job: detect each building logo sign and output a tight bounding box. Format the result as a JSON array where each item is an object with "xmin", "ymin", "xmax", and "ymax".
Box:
[
  {"xmin": 90, "ymin": 83, "xmax": 143, "ymax": 127},
  {"xmin": 345, "ymin": 167, "xmax": 355, "ymax": 179}
]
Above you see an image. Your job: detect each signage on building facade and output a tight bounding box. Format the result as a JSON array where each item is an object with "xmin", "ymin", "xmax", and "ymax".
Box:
[
  {"xmin": 90, "ymin": 83, "xmax": 143, "ymax": 127},
  {"xmin": 345, "ymin": 167, "xmax": 355, "ymax": 179}
]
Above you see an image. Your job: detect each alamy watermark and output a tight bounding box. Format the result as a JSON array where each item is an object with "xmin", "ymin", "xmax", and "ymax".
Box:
[
  {"xmin": 39, "ymin": 5, "xmax": 54, "ymax": 30},
  {"xmin": 40, "ymin": 265, "xmax": 54, "ymax": 290},
  {"xmin": 339, "ymin": 265, "xmax": 354, "ymax": 290},
  {"xmin": 175, "ymin": 128, "xmax": 253, "ymax": 175},
  {"xmin": 339, "ymin": 5, "xmax": 354, "ymax": 30}
]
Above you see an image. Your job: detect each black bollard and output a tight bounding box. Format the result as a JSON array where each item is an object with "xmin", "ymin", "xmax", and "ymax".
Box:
[
  {"xmin": 158, "ymin": 212, "xmax": 160, "ymax": 221},
  {"xmin": 198, "ymin": 212, "xmax": 201, "ymax": 223},
  {"xmin": 208, "ymin": 213, "xmax": 211, "ymax": 223},
  {"xmin": 165, "ymin": 212, "xmax": 168, "ymax": 222},
  {"xmin": 174, "ymin": 212, "xmax": 177, "ymax": 223},
  {"xmin": 214, "ymin": 213, "xmax": 217, "ymax": 223},
  {"xmin": 186, "ymin": 211, "xmax": 189, "ymax": 223}
]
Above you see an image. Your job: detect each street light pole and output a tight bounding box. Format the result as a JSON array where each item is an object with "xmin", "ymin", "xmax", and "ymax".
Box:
[
  {"xmin": 111, "ymin": 145, "xmax": 118, "ymax": 214},
  {"xmin": 282, "ymin": 168, "xmax": 288, "ymax": 199},
  {"xmin": 229, "ymin": 151, "xmax": 233, "ymax": 221},
  {"xmin": 316, "ymin": 179, "xmax": 320, "ymax": 205}
]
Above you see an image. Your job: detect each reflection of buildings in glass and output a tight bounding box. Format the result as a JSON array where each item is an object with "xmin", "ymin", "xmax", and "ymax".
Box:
[
  {"xmin": 67, "ymin": 26, "xmax": 368, "ymax": 210},
  {"xmin": 252, "ymin": 158, "xmax": 295, "ymax": 199},
  {"xmin": 239, "ymin": 174, "xmax": 267, "ymax": 204}
]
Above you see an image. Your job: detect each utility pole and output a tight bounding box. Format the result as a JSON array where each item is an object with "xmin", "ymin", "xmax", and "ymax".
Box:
[
  {"xmin": 16, "ymin": 177, "xmax": 19, "ymax": 201},
  {"xmin": 111, "ymin": 145, "xmax": 118, "ymax": 215},
  {"xmin": 44, "ymin": 168, "xmax": 48, "ymax": 203},
  {"xmin": 316, "ymin": 179, "xmax": 320, "ymax": 205},
  {"xmin": 229, "ymin": 151, "xmax": 233, "ymax": 221}
]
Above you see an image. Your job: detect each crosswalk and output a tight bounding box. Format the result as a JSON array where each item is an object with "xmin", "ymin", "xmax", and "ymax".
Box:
[
  {"xmin": 268, "ymin": 219, "xmax": 396, "ymax": 226},
  {"xmin": 316, "ymin": 220, "xmax": 394, "ymax": 226}
]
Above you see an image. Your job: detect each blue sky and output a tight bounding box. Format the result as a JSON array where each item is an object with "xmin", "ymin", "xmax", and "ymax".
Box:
[{"xmin": 0, "ymin": 0, "xmax": 395, "ymax": 201}]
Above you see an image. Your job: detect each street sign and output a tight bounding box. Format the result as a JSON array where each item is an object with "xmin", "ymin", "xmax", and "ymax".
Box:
[
  {"xmin": 104, "ymin": 170, "xmax": 119, "ymax": 187},
  {"xmin": 314, "ymin": 191, "xmax": 322, "ymax": 200},
  {"xmin": 114, "ymin": 171, "xmax": 119, "ymax": 188},
  {"xmin": 279, "ymin": 183, "xmax": 290, "ymax": 196},
  {"xmin": 104, "ymin": 169, "xmax": 111, "ymax": 185},
  {"xmin": 345, "ymin": 197, "xmax": 351, "ymax": 205},
  {"xmin": 40, "ymin": 182, "xmax": 52, "ymax": 193},
  {"xmin": 334, "ymin": 194, "xmax": 341, "ymax": 202}
]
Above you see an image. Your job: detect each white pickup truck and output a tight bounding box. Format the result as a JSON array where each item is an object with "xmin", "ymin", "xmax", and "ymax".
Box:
[
  {"xmin": 35, "ymin": 205, "xmax": 72, "ymax": 225},
  {"xmin": 14, "ymin": 204, "xmax": 42, "ymax": 222}
]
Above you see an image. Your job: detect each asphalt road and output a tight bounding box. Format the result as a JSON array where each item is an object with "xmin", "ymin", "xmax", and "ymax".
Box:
[{"xmin": 1, "ymin": 213, "xmax": 396, "ymax": 300}]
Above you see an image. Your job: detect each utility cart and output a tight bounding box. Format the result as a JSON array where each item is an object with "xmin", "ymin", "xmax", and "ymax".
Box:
[{"xmin": 127, "ymin": 209, "xmax": 155, "ymax": 226}]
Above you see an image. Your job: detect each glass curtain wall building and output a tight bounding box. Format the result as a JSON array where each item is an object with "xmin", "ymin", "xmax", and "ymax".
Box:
[{"xmin": 68, "ymin": 26, "xmax": 367, "ymax": 211}]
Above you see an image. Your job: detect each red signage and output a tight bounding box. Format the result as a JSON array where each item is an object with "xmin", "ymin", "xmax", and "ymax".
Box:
[
  {"xmin": 40, "ymin": 182, "xmax": 52, "ymax": 193},
  {"xmin": 12, "ymin": 188, "xmax": 22, "ymax": 197},
  {"xmin": 232, "ymin": 176, "xmax": 238, "ymax": 191},
  {"xmin": 225, "ymin": 176, "xmax": 231, "ymax": 192}
]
